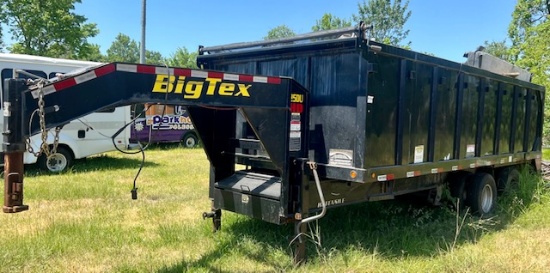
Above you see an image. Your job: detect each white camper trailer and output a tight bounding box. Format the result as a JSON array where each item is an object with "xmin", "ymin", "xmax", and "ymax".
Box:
[{"xmin": 0, "ymin": 53, "xmax": 131, "ymax": 172}]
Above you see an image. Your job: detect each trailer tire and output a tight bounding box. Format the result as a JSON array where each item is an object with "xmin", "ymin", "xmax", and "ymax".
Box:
[
  {"xmin": 182, "ymin": 133, "xmax": 198, "ymax": 148},
  {"xmin": 497, "ymin": 167, "xmax": 519, "ymax": 195},
  {"xmin": 38, "ymin": 146, "xmax": 74, "ymax": 172},
  {"xmin": 466, "ymin": 173, "xmax": 497, "ymax": 216}
]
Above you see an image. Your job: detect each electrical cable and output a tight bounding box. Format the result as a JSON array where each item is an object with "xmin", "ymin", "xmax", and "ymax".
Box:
[
  {"xmin": 112, "ymin": 62, "xmax": 172, "ymax": 200},
  {"xmin": 109, "ymin": 103, "xmax": 155, "ymax": 200}
]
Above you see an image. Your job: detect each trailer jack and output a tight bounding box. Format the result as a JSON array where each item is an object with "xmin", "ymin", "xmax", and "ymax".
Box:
[
  {"xmin": 293, "ymin": 161, "xmax": 327, "ymax": 264},
  {"xmin": 202, "ymin": 208, "xmax": 222, "ymax": 232}
]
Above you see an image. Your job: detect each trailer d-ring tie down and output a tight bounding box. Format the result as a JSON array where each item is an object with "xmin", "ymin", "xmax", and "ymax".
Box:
[{"xmin": 294, "ymin": 161, "xmax": 327, "ymax": 241}]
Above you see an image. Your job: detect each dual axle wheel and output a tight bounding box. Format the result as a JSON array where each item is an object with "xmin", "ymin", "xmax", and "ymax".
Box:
[{"xmin": 450, "ymin": 168, "xmax": 519, "ymax": 216}]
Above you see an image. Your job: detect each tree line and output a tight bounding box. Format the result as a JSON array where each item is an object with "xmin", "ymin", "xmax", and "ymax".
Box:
[
  {"xmin": 0, "ymin": 0, "xmax": 548, "ymax": 137},
  {"xmin": 0, "ymin": 0, "xmax": 411, "ymax": 68},
  {"xmin": 482, "ymin": 0, "xmax": 550, "ymax": 141}
]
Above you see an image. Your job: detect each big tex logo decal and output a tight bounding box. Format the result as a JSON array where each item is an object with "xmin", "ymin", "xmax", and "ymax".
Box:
[{"xmin": 152, "ymin": 74, "xmax": 251, "ymax": 99}]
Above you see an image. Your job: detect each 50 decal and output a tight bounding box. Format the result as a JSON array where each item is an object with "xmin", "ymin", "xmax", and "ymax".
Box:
[
  {"xmin": 152, "ymin": 75, "xmax": 251, "ymax": 99},
  {"xmin": 290, "ymin": 93, "xmax": 304, "ymax": 103}
]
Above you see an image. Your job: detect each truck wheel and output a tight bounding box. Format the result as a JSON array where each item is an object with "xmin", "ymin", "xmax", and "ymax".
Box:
[
  {"xmin": 496, "ymin": 167, "xmax": 519, "ymax": 195},
  {"xmin": 38, "ymin": 147, "xmax": 74, "ymax": 172},
  {"xmin": 182, "ymin": 134, "xmax": 198, "ymax": 148},
  {"xmin": 466, "ymin": 173, "xmax": 497, "ymax": 216}
]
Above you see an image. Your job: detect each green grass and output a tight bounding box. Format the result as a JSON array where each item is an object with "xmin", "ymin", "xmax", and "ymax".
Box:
[{"xmin": 0, "ymin": 146, "xmax": 549, "ymax": 272}]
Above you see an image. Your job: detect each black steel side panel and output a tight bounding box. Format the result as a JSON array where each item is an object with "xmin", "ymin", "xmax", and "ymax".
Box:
[
  {"xmin": 198, "ymin": 38, "xmax": 545, "ymax": 185},
  {"xmin": 500, "ymin": 83, "xmax": 514, "ymax": 153},
  {"xmin": 433, "ymin": 68, "xmax": 457, "ymax": 161},
  {"xmin": 366, "ymin": 53, "xmax": 399, "ymax": 167},
  {"xmin": 198, "ymin": 41, "xmax": 368, "ymax": 172}
]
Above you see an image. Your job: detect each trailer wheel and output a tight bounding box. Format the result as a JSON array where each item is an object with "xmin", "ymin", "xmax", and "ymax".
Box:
[
  {"xmin": 182, "ymin": 133, "xmax": 198, "ymax": 148},
  {"xmin": 38, "ymin": 147, "xmax": 74, "ymax": 172},
  {"xmin": 497, "ymin": 167, "xmax": 520, "ymax": 195},
  {"xmin": 466, "ymin": 173, "xmax": 497, "ymax": 216}
]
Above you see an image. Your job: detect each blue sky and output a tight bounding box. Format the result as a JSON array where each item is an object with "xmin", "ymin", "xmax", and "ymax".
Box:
[{"xmin": 69, "ymin": 1, "xmax": 515, "ymax": 63}]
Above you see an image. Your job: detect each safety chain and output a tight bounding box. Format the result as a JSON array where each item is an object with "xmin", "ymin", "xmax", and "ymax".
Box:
[{"xmin": 25, "ymin": 80, "xmax": 61, "ymax": 157}]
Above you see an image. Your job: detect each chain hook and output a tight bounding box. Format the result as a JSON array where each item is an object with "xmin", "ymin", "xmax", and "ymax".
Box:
[{"xmin": 25, "ymin": 80, "xmax": 61, "ymax": 158}]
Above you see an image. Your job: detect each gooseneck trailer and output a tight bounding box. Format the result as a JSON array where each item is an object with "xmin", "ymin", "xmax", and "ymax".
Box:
[{"xmin": 2, "ymin": 23, "xmax": 544, "ymax": 263}]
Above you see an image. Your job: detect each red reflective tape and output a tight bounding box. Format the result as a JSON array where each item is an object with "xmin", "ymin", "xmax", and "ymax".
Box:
[
  {"xmin": 290, "ymin": 103, "xmax": 303, "ymax": 113},
  {"xmin": 208, "ymin": 71, "xmax": 224, "ymax": 79},
  {"xmin": 94, "ymin": 64, "xmax": 115, "ymax": 77},
  {"xmin": 414, "ymin": 171, "xmax": 421, "ymax": 176},
  {"xmin": 174, "ymin": 68, "xmax": 191, "ymax": 77},
  {"xmin": 386, "ymin": 174, "xmax": 395, "ymax": 180},
  {"xmin": 137, "ymin": 65, "xmax": 156, "ymax": 74},
  {"xmin": 239, "ymin": 75, "xmax": 254, "ymax": 82},
  {"xmin": 267, "ymin": 77, "xmax": 281, "ymax": 84},
  {"xmin": 53, "ymin": 78, "xmax": 77, "ymax": 91}
]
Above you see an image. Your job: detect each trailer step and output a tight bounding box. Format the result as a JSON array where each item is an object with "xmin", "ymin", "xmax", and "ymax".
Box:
[{"xmin": 215, "ymin": 171, "xmax": 281, "ymax": 200}]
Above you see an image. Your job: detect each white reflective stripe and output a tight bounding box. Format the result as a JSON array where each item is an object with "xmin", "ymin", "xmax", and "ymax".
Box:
[
  {"xmin": 452, "ymin": 165, "xmax": 459, "ymax": 171},
  {"xmin": 155, "ymin": 67, "xmax": 174, "ymax": 75},
  {"xmin": 406, "ymin": 171, "xmax": 415, "ymax": 178},
  {"xmin": 253, "ymin": 76, "xmax": 268, "ymax": 83},
  {"xmin": 470, "ymin": 163, "xmax": 476, "ymax": 168},
  {"xmin": 117, "ymin": 64, "xmax": 137, "ymax": 72},
  {"xmin": 431, "ymin": 168, "xmax": 438, "ymax": 174},
  {"xmin": 377, "ymin": 175, "xmax": 387, "ymax": 181},
  {"xmin": 31, "ymin": 85, "xmax": 56, "ymax": 99},
  {"xmin": 43, "ymin": 85, "xmax": 56, "ymax": 95},
  {"xmin": 191, "ymin": 70, "xmax": 208, "ymax": 78},
  {"xmin": 223, "ymin": 73, "xmax": 239, "ymax": 81},
  {"xmin": 74, "ymin": 71, "xmax": 97, "ymax": 84}
]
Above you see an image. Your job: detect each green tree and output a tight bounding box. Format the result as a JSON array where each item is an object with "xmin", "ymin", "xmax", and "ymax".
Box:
[
  {"xmin": 165, "ymin": 47, "xmax": 197, "ymax": 68},
  {"xmin": 481, "ymin": 40, "xmax": 512, "ymax": 61},
  {"xmin": 508, "ymin": 0, "xmax": 549, "ymax": 62},
  {"xmin": 264, "ymin": 25, "xmax": 296, "ymax": 40},
  {"xmin": 353, "ymin": 0, "xmax": 411, "ymax": 46},
  {"xmin": 0, "ymin": 1, "xmax": 5, "ymax": 52},
  {"xmin": 83, "ymin": 44, "xmax": 105, "ymax": 62},
  {"xmin": 0, "ymin": 25, "xmax": 4, "ymax": 52},
  {"xmin": 105, "ymin": 33, "xmax": 140, "ymax": 63},
  {"xmin": 507, "ymin": 0, "xmax": 550, "ymax": 143},
  {"xmin": 145, "ymin": 50, "xmax": 164, "ymax": 65},
  {"xmin": 312, "ymin": 13, "xmax": 352, "ymax": 31},
  {"xmin": 105, "ymin": 33, "xmax": 164, "ymax": 64},
  {"xmin": 1, "ymin": 0, "xmax": 98, "ymax": 59}
]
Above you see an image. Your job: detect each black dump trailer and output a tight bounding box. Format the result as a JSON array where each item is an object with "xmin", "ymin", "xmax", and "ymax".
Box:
[
  {"xmin": 195, "ymin": 24, "xmax": 544, "ymax": 259},
  {"xmin": 2, "ymin": 23, "xmax": 544, "ymax": 263}
]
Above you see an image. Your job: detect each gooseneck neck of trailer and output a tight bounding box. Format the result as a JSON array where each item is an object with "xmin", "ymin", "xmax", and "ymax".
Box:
[{"xmin": 2, "ymin": 62, "xmax": 311, "ymax": 213}]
